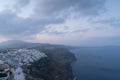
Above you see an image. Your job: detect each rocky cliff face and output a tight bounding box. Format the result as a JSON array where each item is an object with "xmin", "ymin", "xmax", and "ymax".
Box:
[{"xmin": 26, "ymin": 46, "xmax": 76, "ymax": 80}]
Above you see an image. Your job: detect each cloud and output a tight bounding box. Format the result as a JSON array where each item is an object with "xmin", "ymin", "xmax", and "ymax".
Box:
[
  {"xmin": 15, "ymin": 0, "xmax": 30, "ymax": 8},
  {"xmin": 0, "ymin": 0, "xmax": 106, "ymax": 34},
  {"xmin": 43, "ymin": 24, "xmax": 90, "ymax": 35},
  {"xmin": 0, "ymin": 10, "xmax": 64, "ymax": 39},
  {"xmin": 0, "ymin": 0, "xmax": 107, "ymax": 44},
  {"xmin": 34, "ymin": 0, "xmax": 105, "ymax": 17},
  {"xmin": 92, "ymin": 18, "xmax": 120, "ymax": 28},
  {"xmin": 6, "ymin": 0, "xmax": 105, "ymax": 18},
  {"xmin": 0, "ymin": 0, "xmax": 30, "ymax": 12}
]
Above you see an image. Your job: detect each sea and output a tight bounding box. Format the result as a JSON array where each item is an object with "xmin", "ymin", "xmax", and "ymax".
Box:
[{"xmin": 71, "ymin": 47, "xmax": 120, "ymax": 80}]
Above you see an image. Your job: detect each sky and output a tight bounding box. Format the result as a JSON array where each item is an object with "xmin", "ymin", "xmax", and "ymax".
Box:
[{"xmin": 0, "ymin": 0, "xmax": 120, "ymax": 46}]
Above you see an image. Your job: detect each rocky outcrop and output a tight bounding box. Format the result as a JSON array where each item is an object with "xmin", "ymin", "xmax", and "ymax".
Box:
[{"xmin": 26, "ymin": 46, "xmax": 76, "ymax": 80}]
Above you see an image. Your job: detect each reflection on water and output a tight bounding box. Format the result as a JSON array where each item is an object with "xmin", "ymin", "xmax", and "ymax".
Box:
[{"xmin": 71, "ymin": 47, "xmax": 120, "ymax": 80}]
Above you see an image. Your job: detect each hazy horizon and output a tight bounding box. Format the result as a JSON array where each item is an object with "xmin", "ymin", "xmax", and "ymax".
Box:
[{"xmin": 1, "ymin": 39, "xmax": 120, "ymax": 47}]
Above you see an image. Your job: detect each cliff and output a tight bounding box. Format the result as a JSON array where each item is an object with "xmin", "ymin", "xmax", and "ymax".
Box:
[{"xmin": 25, "ymin": 46, "xmax": 76, "ymax": 80}]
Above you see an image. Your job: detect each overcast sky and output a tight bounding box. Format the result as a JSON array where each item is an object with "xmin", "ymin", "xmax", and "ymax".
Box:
[{"xmin": 0, "ymin": 0, "xmax": 120, "ymax": 46}]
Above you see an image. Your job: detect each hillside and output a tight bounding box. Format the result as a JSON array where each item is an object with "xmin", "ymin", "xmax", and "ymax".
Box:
[{"xmin": 0, "ymin": 40, "xmax": 76, "ymax": 80}]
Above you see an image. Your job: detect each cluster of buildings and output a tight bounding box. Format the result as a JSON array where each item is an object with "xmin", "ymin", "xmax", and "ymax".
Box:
[{"xmin": 0, "ymin": 49, "xmax": 47, "ymax": 80}]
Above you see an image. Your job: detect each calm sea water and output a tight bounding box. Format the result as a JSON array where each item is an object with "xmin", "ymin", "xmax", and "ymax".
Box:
[{"xmin": 71, "ymin": 47, "xmax": 120, "ymax": 80}]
